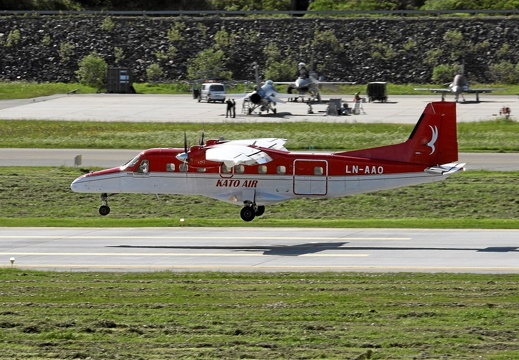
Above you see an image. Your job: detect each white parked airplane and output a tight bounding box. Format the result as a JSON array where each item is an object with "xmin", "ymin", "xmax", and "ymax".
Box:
[
  {"xmin": 275, "ymin": 62, "xmax": 355, "ymax": 102},
  {"xmin": 415, "ymin": 65, "xmax": 494, "ymax": 102}
]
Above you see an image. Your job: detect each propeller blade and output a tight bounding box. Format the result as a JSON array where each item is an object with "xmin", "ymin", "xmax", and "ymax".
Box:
[
  {"xmin": 199, "ymin": 129, "xmax": 205, "ymax": 146},
  {"xmin": 176, "ymin": 131, "xmax": 189, "ymax": 163}
]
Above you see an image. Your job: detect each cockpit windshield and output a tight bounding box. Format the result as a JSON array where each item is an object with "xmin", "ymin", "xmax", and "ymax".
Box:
[{"xmin": 120, "ymin": 154, "xmax": 140, "ymax": 170}]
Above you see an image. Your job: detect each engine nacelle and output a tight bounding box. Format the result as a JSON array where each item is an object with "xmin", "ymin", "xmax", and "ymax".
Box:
[{"xmin": 249, "ymin": 92, "xmax": 262, "ymax": 104}]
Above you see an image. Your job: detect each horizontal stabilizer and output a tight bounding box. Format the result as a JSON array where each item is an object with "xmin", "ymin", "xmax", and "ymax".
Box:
[{"xmin": 425, "ymin": 162, "xmax": 465, "ymax": 175}]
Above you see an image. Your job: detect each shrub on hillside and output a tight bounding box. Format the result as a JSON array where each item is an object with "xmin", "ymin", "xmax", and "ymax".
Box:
[{"xmin": 75, "ymin": 52, "xmax": 107, "ymax": 88}]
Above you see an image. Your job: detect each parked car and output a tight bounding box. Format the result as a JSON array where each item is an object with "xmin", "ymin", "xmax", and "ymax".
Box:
[{"xmin": 198, "ymin": 82, "xmax": 226, "ymax": 103}]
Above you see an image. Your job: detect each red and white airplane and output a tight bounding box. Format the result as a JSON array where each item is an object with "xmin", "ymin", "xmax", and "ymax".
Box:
[{"xmin": 71, "ymin": 101, "xmax": 464, "ymax": 221}]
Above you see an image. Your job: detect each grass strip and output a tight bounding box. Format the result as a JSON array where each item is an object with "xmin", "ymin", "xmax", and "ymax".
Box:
[
  {"xmin": 1, "ymin": 119, "xmax": 518, "ymax": 152},
  {"xmin": 1, "ymin": 269, "xmax": 518, "ymax": 359},
  {"xmin": 0, "ymin": 167, "xmax": 518, "ymax": 228}
]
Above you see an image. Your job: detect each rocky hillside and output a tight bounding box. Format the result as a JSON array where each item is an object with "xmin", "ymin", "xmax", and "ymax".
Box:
[{"xmin": 0, "ymin": 16, "xmax": 517, "ymax": 84}]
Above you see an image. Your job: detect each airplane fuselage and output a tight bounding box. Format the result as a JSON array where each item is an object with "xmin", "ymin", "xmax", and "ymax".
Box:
[
  {"xmin": 293, "ymin": 77, "xmax": 319, "ymax": 94},
  {"xmin": 71, "ymin": 147, "xmax": 453, "ymax": 206}
]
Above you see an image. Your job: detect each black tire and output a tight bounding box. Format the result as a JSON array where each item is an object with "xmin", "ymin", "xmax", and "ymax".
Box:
[
  {"xmin": 255, "ymin": 205, "xmax": 265, "ymax": 217},
  {"xmin": 240, "ymin": 206, "xmax": 255, "ymax": 222},
  {"xmin": 99, "ymin": 205, "xmax": 110, "ymax": 216}
]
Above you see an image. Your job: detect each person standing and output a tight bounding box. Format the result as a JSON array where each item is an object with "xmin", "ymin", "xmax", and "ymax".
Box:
[
  {"xmin": 231, "ymin": 99, "xmax": 236, "ymax": 118},
  {"xmin": 225, "ymin": 98, "xmax": 233, "ymax": 118}
]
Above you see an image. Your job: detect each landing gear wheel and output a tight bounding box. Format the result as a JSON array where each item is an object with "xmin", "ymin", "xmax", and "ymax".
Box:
[
  {"xmin": 240, "ymin": 206, "xmax": 256, "ymax": 222},
  {"xmin": 99, "ymin": 205, "xmax": 110, "ymax": 216},
  {"xmin": 255, "ymin": 205, "xmax": 265, "ymax": 217},
  {"xmin": 99, "ymin": 193, "xmax": 110, "ymax": 216}
]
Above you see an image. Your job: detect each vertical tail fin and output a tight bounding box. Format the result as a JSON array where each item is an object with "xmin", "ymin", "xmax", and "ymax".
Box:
[{"xmin": 339, "ymin": 102, "xmax": 458, "ymax": 165}]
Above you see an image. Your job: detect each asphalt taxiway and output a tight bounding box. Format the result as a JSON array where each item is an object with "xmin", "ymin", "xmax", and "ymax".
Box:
[
  {"xmin": 0, "ymin": 93, "xmax": 517, "ymax": 123},
  {"xmin": 1, "ymin": 227, "xmax": 518, "ymax": 273}
]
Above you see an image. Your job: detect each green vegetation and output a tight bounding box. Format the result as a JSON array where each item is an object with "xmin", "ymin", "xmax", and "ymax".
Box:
[
  {"xmin": 75, "ymin": 52, "xmax": 108, "ymax": 88},
  {"xmin": 1, "ymin": 119, "xmax": 518, "ymax": 152},
  {"xmin": 3, "ymin": 0, "xmax": 519, "ymax": 12},
  {"xmin": 308, "ymin": 0, "xmax": 519, "ymax": 12},
  {"xmin": 0, "ymin": 82, "xmax": 95, "ymax": 99},
  {"xmin": 1, "ymin": 81, "xmax": 517, "ymax": 101},
  {"xmin": 1, "ymin": 269, "xmax": 518, "ymax": 359},
  {"xmin": 146, "ymin": 63, "xmax": 164, "ymax": 82},
  {"xmin": 0, "ymin": 167, "xmax": 518, "ymax": 228},
  {"xmin": 59, "ymin": 41, "xmax": 75, "ymax": 63},
  {"xmin": 187, "ymin": 48, "xmax": 233, "ymax": 81}
]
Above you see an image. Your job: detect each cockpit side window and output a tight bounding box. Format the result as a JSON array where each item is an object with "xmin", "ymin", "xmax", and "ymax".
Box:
[{"xmin": 138, "ymin": 160, "xmax": 149, "ymax": 173}]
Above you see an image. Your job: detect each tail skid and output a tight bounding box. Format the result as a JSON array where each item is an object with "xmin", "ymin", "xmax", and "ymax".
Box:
[{"xmin": 338, "ymin": 102, "xmax": 458, "ymax": 166}]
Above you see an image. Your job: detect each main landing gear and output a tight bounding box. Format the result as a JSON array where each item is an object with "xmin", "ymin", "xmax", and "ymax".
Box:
[
  {"xmin": 99, "ymin": 193, "xmax": 110, "ymax": 216},
  {"xmin": 240, "ymin": 202, "xmax": 265, "ymax": 222}
]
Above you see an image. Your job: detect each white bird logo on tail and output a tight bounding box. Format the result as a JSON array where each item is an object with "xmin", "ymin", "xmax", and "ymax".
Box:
[{"xmin": 427, "ymin": 125, "xmax": 438, "ymax": 155}]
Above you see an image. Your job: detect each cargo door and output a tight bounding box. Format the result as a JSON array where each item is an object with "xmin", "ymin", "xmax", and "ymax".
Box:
[{"xmin": 293, "ymin": 159, "xmax": 328, "ymax": 195}]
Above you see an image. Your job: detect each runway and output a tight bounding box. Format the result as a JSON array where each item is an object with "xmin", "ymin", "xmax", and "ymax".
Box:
[{"xmin": 1, "ymin": 227, "xmax": 518, "ymax": 273}]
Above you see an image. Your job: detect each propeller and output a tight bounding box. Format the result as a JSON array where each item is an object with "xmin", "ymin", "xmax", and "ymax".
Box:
[
  {"xmin": 175, "ymin": 129, "xmax": 206, "ymax": 164},
  {"xmin": 176, "ymin": 131, "xmax": 189, "ymax": 163}
]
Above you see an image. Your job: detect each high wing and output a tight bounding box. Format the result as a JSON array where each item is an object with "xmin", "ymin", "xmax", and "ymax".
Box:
[
  {"xmin": 222, "ymin": 138, "xmax": 287, "ymax": 150},
  {"xmin": 205, "ymin": 138, "xmax": 287, "ymax": 167}
]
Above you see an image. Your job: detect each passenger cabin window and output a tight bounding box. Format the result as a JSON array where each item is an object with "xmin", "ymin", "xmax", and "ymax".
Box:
[
  {"xmin": 314, "ymin": 166, "xmax": 323, "ymax": 176},
  {"xmin": 235, "ymin": 165, "xmax": 245, "ymax": 174},
  {"xmin": 138, "ymin": 160, "xmax": 149, "ymax": 173},
  {"xmin": 180, "ymin": 163, "xmax": 188, "ymax": 172},
  {"xmin": 166, "ymin": 163, "xmax": 175, "ymax": 172},
  {"xmin": 221, "ymin": 163, "xmax": 232, "ymax": 173},
  {"xmin": 277, "ymin": 165, "xmax": 286, "ymax": 175},
  {"xmin": 258, "ymin": 165, "xmax": 267, "ymax": 174},
  {"xmin": 197, "ymin": 168, "xmax": 206, "ymax": 173}
]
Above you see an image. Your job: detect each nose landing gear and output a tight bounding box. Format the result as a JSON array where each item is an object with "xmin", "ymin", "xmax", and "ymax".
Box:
[{"xmin": 99, "ymin": 193, "xmax": 110, "ymax": 216}]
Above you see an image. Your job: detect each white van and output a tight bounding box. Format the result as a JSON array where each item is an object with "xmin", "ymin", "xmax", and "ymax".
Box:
[{"xmin": 198, "ymin": 82, "xmax": 226, "ymax": 103}]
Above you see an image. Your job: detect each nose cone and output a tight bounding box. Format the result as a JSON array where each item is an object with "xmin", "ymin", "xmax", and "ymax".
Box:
[
  {"xmin": 70, "ymin": 167, "xmax": 122, "ymax": 193},
  {"xmin": 70, "ymin": 174, "xmax": 87, "ymax": 192},
  {"xmin": 295, "ymin": 78, "xmax": 308, "ymax": 88}
]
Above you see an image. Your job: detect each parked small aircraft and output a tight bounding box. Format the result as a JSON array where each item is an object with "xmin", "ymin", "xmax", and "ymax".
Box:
[
  {"xmin": 415, "ymin": 66, "xmax": 493, "ymax": 102},
  {"xmin": 228, "ymin": 63, "xmax": 291, "ymax": 115},
  {"xmin": 71, "ymin": 101, "xmax": 464, "ymax": 221},
  {"xmin": 275, "ymin": 62, "xmax": 356, "ymax": 102},
  {"xmin": 241, "ymin": 79, "xmax": 287, "ymax": 115}
]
